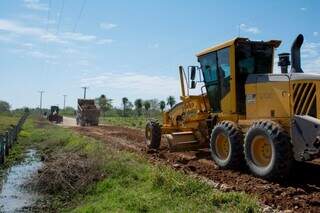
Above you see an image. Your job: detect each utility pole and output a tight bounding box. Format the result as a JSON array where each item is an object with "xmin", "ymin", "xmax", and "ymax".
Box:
[
  {"xmin": 63, "ymin": 95, "xmax": 67, "ymax": 109},
  {"xmin": 38, "ymin": 90, "xmax": 45, "ymax": 113},
  {"xmin": 81, "ymin": 86, "xmax": 88, "ymax": 99}
]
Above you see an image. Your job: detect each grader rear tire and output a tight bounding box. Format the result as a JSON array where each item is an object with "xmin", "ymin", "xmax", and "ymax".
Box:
[
  {"xmin": 210, "ymin": 121, "xmax": 244, "ymax": 169},
  {"xmin": 244, "ymin": 120, "xmax": 293, "ymax": 180},
  {"xmin": 145, "ymin": 121, "xmax": 161, "ymax": 149}
]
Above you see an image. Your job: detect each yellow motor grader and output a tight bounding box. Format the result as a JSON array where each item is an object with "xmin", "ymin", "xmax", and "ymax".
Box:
[{"xmin": 145, "ymin": 34, "xmax": 320, "ymax": 179}]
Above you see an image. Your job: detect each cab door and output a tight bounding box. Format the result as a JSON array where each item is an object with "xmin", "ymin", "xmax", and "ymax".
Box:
[
  {"xmin": 199, "ymin": 51, "xmax": 220, "ymax": 112},
  {"xmin": 198, "ymin": 48, "xmax": 231, "ymax": 113}
]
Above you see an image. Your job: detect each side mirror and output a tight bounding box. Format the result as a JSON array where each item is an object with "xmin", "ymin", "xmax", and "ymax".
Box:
[
  {"xmin": 190, "ymin": 80, "xmax": 196, "ymax": 89},
  {"xmin": 190, "ymin": 66, "xmax": 196, "ymax": 80}
]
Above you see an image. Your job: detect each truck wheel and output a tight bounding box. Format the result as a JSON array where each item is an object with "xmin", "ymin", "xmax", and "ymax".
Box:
[
  {"xmin": 145, "ymin": 121, "xmax": 161, "ymax": 149},
  {"xmin": 244, "ymin": 120, "xmax": 293, "ymax": 179},
  {"xmin": 80, "ymin": 121, "xmax": 86, "ymax": 127},
  {"xmin": 210, "ymin": 121, "xmax": 244, "ymax": 169}
]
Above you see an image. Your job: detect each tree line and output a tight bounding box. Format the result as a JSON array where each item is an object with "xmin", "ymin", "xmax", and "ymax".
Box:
[
  {"xmin": 0, "ymin": 95, "xmax": 177, "ymax": 117},
  {"xmin": 97, "ymin": 95, "xmax": 177, "ymax": 117}
]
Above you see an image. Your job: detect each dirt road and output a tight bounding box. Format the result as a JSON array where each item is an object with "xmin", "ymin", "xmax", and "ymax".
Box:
[
  {"xmin": 66, "ymin": 123, "xmax": 320, "ymax": 212},
  {"xmin": 59, "ymin": 117, "xmax": 77, "ymax": 127}
]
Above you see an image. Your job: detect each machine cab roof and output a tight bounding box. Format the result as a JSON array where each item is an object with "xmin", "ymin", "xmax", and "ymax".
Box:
[{"xmin": 195, "ymin": 37, "xmax": 281, "ymax": 114}]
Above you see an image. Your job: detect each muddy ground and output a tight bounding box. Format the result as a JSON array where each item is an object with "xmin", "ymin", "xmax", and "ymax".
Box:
[{"xmin": 71, "ymin": 124, "xmax": 320, "ymax": 212}]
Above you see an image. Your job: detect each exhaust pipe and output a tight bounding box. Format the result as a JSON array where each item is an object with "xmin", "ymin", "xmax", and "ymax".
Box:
[{"xmin": 290, "ymin": 34, "xmax": 304, "ymax": 73}]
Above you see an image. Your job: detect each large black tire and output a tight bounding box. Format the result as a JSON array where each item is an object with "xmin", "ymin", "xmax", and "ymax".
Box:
[
  {"xmin": 210, "ymin": 121, "xmax": 244, "ymax": 169},
  {"xmin": 244, "ymin": 120, "xmax": 293, "ymax": 180},
  {"xmin": 145, "ymin": 121, "xmax": 161, "ymax": 149},
  {"xmin": 80, "ymin": 121, "xmax": 86, "ymax": 127}
]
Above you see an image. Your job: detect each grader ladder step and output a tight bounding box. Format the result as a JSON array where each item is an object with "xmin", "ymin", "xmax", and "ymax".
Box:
[{"xmin": 164, "ymin": 131, "xmax": 202, "ymax": 152}]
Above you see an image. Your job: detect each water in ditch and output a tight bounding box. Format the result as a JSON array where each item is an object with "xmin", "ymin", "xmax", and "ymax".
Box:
[{"xmin": 0, "ymin": 149, "xmax": 42, "ymax": 212}]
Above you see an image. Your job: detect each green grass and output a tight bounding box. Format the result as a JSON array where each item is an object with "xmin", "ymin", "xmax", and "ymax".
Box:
[
  {"xmin": 0, "ymin": 113, "xmax": 19, "ymax": 134},
  {"xmin": 70, "ymin": 153, "xmax": 259, "ymax": 213},
  {"xmin": 0, "ymin": 117, "xmax": 35, "ymax": 171},
  {"xmin": 7, "ymin": 118, "xmax": 260, "ymax": 212},
  {"xmin": 100, "ymin": 115, "xmax": 162, "ymax": 129}
]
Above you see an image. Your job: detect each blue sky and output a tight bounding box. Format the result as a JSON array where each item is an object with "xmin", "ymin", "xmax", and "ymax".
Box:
[{"xmin": 0, "ymin": 0, "xmax": 319, "ymax": 109}]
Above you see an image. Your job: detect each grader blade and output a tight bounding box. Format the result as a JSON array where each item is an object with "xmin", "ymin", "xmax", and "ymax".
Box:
[{"xmin": 164, "ymin": 131, "xmax": 202, "ymax": 152}]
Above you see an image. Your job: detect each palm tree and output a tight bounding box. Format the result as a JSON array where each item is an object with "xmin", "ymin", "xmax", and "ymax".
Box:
[
  {"xmin": 98, "ymin": 95, "xmax": 107, "ymax": 116},
  {"xmin": 143, "ymin": 100, "xmax": 151, "ymax": 116},
  {"xmin": 122, "ymin": 97, "xmax": 129, "ymax": 116},
  {"xmin": 134, "ymin": 99, "xmax": 143, "ymax": 116},
  {"xmin": 166, "ymin": 96, "xmax": 176, "ymax": 109},
  {"xmin": 159, "ymin": 100, "xmax": 166, "ymax": 112},
  {"xmin": 98, "ymin": 94, "xmax": 113, "ymax": 117}
]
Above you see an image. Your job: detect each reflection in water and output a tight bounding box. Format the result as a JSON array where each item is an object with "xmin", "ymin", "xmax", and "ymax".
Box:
[{"xmin": 0, "ymin": 149, "xmax": 42, "ymax": 212}]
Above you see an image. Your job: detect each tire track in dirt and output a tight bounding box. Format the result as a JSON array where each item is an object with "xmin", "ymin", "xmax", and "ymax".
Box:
[{"xmin": 72, "ymin": 125, "xmax": 320, "ymax": 212}]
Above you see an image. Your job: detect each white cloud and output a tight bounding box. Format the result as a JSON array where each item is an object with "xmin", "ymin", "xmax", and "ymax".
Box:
[
  {"xmin": 0, "ymin": 34, "xmax": 15, "ymax": 43},
  {"xmin": 0, "ymin": 19, "xmax": 64, "ymax": 43},
  {"xmin": 23, "ymin": 0, "xmax": 48, "ymax": 11},
  {"xmin": 301, "ymin": 41, "xmax": 320, "ymax": 72},
  {"xmin": 29, "ymin": 50, "xmax": 56, "ymax": 59},
  {"xmin": 80, "ymin": 72, "xmax": 180, "ymax": 103},
  {"xmin": 21, "ymin": 42, "xmax": 34, "ymax": 49},
  {"xmin": 239, "ymin": 24, "xmax": 261, "ymax": 34},
  {"xmin": 304, "ymin": 57, "xmax": 320, "ymax": 73},
  {"xmin": 11, "ymin": 48, "xmax": 56, "ymax": 60},
  {"xmin": 100, "ymin": 22, "xmax": 117, "ymax": 30},
  {"xmin": 300, "ymin": 7, "xmax": 307, "ymax": 11},
  {"xmin": 96, "ymin": 39, "xmax": 114, "ymax": 45},
  {"xmin": 63, "ymin": 48, "xmax": 77, "ymax": 54},
  {"xmin": 313, "ymin": 32, "xmax": 319, "ymax": 37},
  {"xmin": 62, "ymin": 32, "xmax": 96, "ymax": 42},
  {"xmin": 18, "ymin": 14, "xmax": 56, "ymax": 25},
  {"xmin": 78, "ymin": 59, "xmax": 90, "ymax": 66},
  {"xmin": 0, "ymin": 19, "xmax": 113, "ymax": 45},
  {"xmin": 301, "ymin": 42, "xmax": 320, "ymax": 58}
]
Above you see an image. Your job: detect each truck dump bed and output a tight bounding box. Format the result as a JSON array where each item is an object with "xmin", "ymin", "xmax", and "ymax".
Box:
[{"xmin": 77, "ymin": 99, "xmax": 100, "ymax": 126}]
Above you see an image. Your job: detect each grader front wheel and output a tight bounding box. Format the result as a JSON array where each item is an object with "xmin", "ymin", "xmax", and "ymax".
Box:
[
  {"xmin": 210, "ymin": 121, "xmax": 244, "ymax": 169},
  {"xmin": 244, "ymin": 120, "xmax": 293, "ymax": 180},
  {"xmin": 145, "ymin": 121, "xmax": 161, "ymax": 149}
]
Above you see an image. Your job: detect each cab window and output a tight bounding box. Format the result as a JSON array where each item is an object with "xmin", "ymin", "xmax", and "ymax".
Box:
[
  {"xmin": 217, "ymin": 48, "xmax": 230, "ymax": 98},
  {"xmin": 199, "ymin": 47, "xmax": 231, "ymax": 112}
]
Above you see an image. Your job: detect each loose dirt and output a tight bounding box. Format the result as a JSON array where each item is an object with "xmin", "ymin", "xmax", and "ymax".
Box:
[
  {"xmin": 70, "ymin": 124, "xmax": 320, "ymax": 212},
  {"xmin": 58, "ymin": 116, "xmax": 77, "ymax": 127}
]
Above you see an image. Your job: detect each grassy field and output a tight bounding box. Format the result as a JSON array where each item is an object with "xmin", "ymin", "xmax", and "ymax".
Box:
[
  {"xmin": 0, "ymin": 113, "xmax": 19, "ymax": 134},
  {"xmin": 9, "ymin": 117, "xmax": 260, "ymax": 212},
  {"xmin": 100, "ymin": 115, "xmax": 162, "ymax": 129}
]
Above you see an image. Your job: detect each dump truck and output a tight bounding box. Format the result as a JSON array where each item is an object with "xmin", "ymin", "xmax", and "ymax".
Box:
[
  {"xmin": 145, "ymin": 34, "xmax": 320, "ymax": 179},
  {"xmin": 76, "ymin": 99, "xmax": 100, "ymax": 126},
  {"xmin": 48, "ymin": 106, "xmax": 63, "ymax": 123}
]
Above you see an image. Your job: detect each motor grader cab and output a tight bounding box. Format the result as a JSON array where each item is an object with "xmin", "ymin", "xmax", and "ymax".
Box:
[{"xmin": 146, "ymin": 34, "xmax": 320, "ymax": 179}]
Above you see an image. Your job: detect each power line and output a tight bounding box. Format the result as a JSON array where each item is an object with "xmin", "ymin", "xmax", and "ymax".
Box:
[
  {"xmin": 56, "ymin": 0, "xmax": 66, "ymax": 34},
  {"xmin": 46, "ymin": 0, "xmax": 52, "ymax": 32},
  {"xmin": 73, "ymin": 0, "xmax": 87, "ymax": 32}
]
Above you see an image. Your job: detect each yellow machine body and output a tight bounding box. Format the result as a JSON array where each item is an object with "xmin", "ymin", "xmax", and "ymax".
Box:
[{"xmin": 160, "ymin": 36, "xmax": 320, "ymax": 160}]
